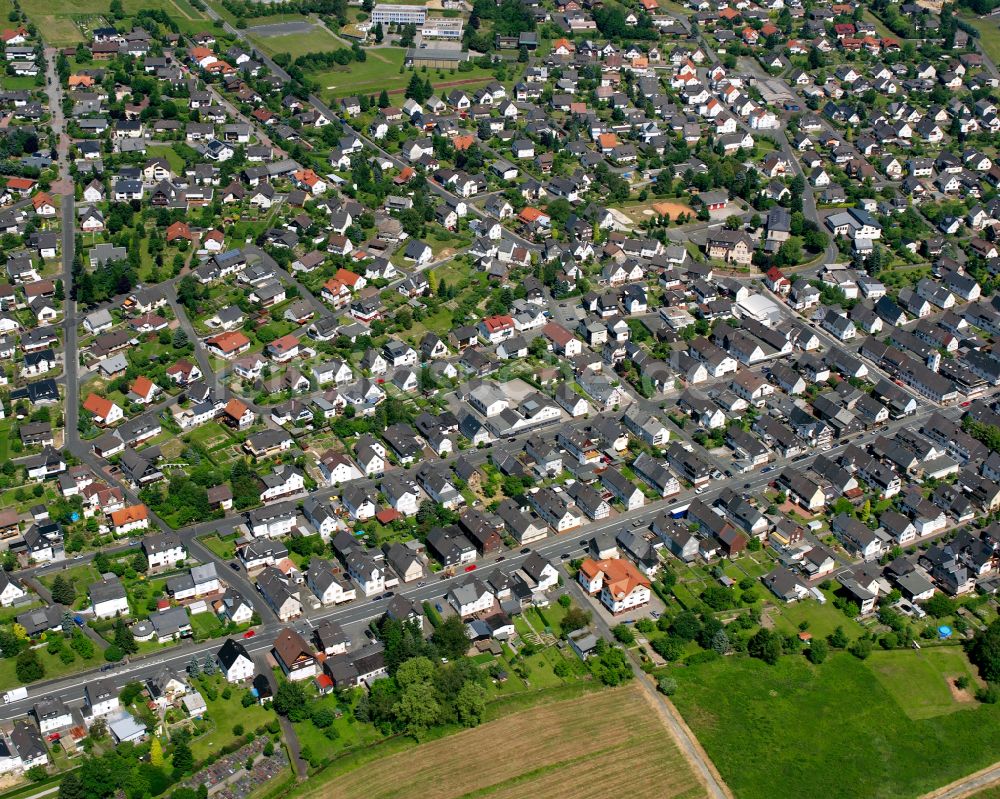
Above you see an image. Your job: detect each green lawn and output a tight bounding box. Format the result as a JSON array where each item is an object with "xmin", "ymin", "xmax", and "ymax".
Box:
[
  {"xmin": 189, "ymin": 674, "xmax": 276, "ymax": 762},
  {"xmin": 867, "ymin": 647, "xmax": 980, "ymax": 720},
  {"xmin": 0, "ymin": 76, "xmax": 40, "ymax": 91},
  {"xmin": 0, "ymin": 644, "xmax": 105, "ymax": 692},
  {"xmin": 0, "ymin": 484, "xmax": 60, "ymax": 517},
  {"xmin": 249, "ymin": 25, "xmax": 343, "ymax": 60},
  {"xmin": 669, "ymin": 651, "xmax": 1000, "ymax": 799},
  {"xmin": 19, "ymin": 0, "xmax": 88, "ymax": 45},
  {"xmin": 200, "ymin": 533, "xmax": 238, "ymax": 560},
  {"xmin": 189, "ymin": 611, "xmax": 224, "ymax": 640},
  {"xmin": 313, "ymin": 48, "xmax": 496, "ymax": 100},
  {"xmin": 770, "ymin": 598, "xmax": 865, "ymax": 642},
  {"xmin": 24, "ymin": 0, "xmax": 208, "ymax": 37},
  {"xmin": 0, "ymin": 418, "xmax": 12, "ymax": 462},
  {"xmin": 314, "ymin": 49, "xmax": 407, "ymax": 99},
  {"xmin": 186, "ymin": 420, "xmax": 237, "ymax": 451},
  {"xmin": 962, "ymin": 13, "xmax": 1000, "ymax": 65},
  {"xmin": 292, "ymin": 692, "xmax": 383, "ymax": 766},
  {"xmin": 41, "ymin": 562, "xmax": 101, "ymax": 607},
  {"xmin": 146, "ymin": 144, "xmax": 186, "ymax": 176}
]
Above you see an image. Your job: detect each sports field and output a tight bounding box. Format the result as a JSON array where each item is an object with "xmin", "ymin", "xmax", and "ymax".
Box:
[{"xmin": 295, "ymin": 684, "xmax": 708, "ymax": 799}]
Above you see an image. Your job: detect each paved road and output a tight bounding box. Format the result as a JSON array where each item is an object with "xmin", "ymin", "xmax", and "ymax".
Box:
[
  {"xmin": 0, "ymin": 385, "xmax": 960, "ymax": 725},
  {"xmin": 922, "ymin": 761, "xmax": 1000, "ymax": 799},
  {"xmin": 254, "ymin": 650, "xmax": 308, "ymax": 777},
  {"xmin": 44, "ymin": 49, "xmax": 78, "ymax": 445}
]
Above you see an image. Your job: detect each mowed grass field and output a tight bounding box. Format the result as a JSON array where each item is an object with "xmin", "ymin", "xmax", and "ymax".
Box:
[
  {"xmin": 670, "ymin": 651, "xmax": 1000, "ymax": 799},
  {"xmin": 965, "ymin": 14, "xmax": 1000, "ymax": 66},
  {"xmin": 868, "ymin": 647, "xmax": 980, "ymax": 720},
  {"xmin": 248, "ymin": 25, "xmax": 343, "ymax": 60},
  {"xmin": 314, "ymin": 47, "xmax": 497, "ymax": 99},
  {"xmin": 294, "ymin": 684, "xmax": 708, "ymax": 799}
]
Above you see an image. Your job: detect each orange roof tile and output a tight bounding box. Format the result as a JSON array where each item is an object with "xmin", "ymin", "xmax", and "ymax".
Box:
[
  {"xmin": 111, "ymin": 504, "xmax": 148, "ymax": 527},
  {"xmin": 83, "ymin": 393, "xmax": 114, "ymax": 418}
]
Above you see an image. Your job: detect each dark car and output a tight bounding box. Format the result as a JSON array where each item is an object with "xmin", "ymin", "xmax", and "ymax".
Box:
[
  {"xmin": 520, "ymin": 547, "xmax": 531, "ymax": 554},
  {"xmin": 743, "ymin": 482, "xmax": 752, "ymax": 489},
  {"xmin": 230, "ymin": 561, "xmax": 240, "ymax": 570}
]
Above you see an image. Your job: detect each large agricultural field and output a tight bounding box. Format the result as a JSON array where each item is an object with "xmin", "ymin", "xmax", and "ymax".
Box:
[
  {"xmin": 669, "ymin": 650, "xmax": 1000, "ymax": 799},
  {"xmin": 294, "ymin": 684, "xmax": 708, "ymax": 799}
]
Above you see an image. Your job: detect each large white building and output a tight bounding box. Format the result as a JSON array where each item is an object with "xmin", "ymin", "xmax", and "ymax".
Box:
[
  {"xmin": 372, "ymin": 3, "xmax": 426, "ymax": 25},
  {"xmin": 421, "ymin": 16, "xmax": 462, "ymax": 39}
]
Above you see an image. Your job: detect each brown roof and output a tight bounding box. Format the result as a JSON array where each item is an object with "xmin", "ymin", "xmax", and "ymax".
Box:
[
  {"xmin": 272, "ymin": 627, "xmax": 313, "ymax": 667},
  {"xmin": 207, "ymin": 484, "xmax": 232, "ymax": 503}
]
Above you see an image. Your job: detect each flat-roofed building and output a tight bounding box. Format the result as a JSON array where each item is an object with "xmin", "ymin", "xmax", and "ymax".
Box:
[
  {"xmin": 372, "ymin": 3, "xmax": 427, "ymax": 25},
  {"xmin": 421, "ymin": 17, "xmax": 463, "ymax": 39}
]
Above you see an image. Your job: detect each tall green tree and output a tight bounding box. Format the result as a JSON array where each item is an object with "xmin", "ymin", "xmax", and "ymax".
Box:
[{"xmin": 51, "ymin": 575, "xmax": 76, "ymax": 605}]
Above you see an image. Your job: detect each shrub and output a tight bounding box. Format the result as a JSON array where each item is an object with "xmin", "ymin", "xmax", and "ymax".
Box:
[
  {"xmin": 975, "ymin": 685, "xmax": 999, "ymax": 704},
  {"xmin": 657, "ymin": 676, "xmax": 678, "ymax": 696},
  {"xmin": 612, "ymin": 624, "xmax": 635, "ymax": 645},
  {"xmin": 849, "ymin": 638, "xmax": 873, "ymax": 660},
  {"xmin": 684, "ymin": 650, "xmax": 720, "ymax": 665},
  {"xmin": 805, "ymin": 639, "xmax": 828, "ymax": 665},
  {"xmin": 311, "ymin": 708, "xmax": 334, "ymax": 729}
]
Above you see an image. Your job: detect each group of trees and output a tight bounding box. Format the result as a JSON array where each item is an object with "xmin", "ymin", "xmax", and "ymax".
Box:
[
  {"xmin": 276, "ymin": 617, "xmax": 487, "ymax": 741},
  {"xmin": 140, "ymin": 473, "xmax": 215, "ymax": 527},
  {"xmin": 962, "ymin": 417, "xmax": 1000, "ymax": 455},
  {"xmin": 57, "ymin": 739, "xmax": 207, "ymax": 799},
  {"xmin": 593, "ymin": 5, "xmax": 658, "ymax": 40},
  {"xmin": 74, "ymin": 256, "xmax": 139, "ymax": 309},
  {"xmin": 220, "ymin": 0, "xmax": 348, "ymax": 23},
  {"xmin": 471, "ymin": 0, "xmax": 533, "ymax": 38},
  {"xmin": 404, "ymin": 73, "xmax": 437, "ymax": 104},
  {"xmin": 287, "ymin": 45, "xmax": 365, "ymax": 73}
]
